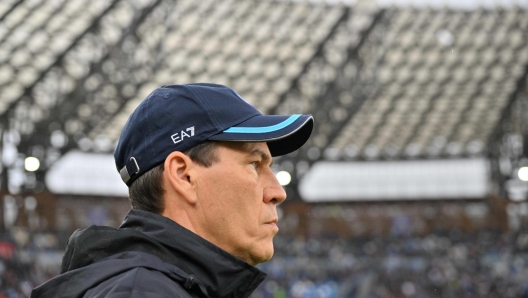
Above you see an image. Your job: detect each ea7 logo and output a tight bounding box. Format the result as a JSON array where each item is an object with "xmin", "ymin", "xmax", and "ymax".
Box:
[{"xmin": 171, "ymin": 126, "xmax": 195, "ymax": 144}]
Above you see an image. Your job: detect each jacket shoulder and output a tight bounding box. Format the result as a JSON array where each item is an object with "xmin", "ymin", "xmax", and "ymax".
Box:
[{"xmin": 84, "ymin": 266, "xmax": 193, "ymax": 298}]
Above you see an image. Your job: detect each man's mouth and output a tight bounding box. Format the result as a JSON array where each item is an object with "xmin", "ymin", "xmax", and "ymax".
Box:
[{"xmin": 265, "ymin": 219, "xmax": 278, "ymax": 227}]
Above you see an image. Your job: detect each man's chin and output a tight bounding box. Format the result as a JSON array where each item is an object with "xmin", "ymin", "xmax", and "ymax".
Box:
[{"xmin": 249, "ymin": 245, "xmax": 275, "ymax": 265}]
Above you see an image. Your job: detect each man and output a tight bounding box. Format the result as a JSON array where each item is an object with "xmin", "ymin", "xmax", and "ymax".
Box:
[{"xmin": 32, "ymin": 83, "xmax": 313, "ymax": 297}]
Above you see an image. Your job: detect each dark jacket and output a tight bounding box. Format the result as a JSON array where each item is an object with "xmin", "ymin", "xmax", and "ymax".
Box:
[{"xmin": 31, "ymin": 210, "xmax": 266, "ymax": 298}]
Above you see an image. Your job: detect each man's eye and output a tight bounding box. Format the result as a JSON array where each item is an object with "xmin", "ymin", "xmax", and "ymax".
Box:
[{"xmin": 250, "ymin": 161, "xmax": 259, "ymax": 168}]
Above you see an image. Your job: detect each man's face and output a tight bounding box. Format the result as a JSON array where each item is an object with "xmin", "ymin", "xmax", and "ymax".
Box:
[{"xmin": 192, "ymin": 142, "xmax": 286, "ymax": 265}]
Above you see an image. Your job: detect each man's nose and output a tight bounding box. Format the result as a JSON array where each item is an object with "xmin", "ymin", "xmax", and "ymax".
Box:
[{"xmin": 264, "ymin": 170, "xmax": 287, "ymax": 204}]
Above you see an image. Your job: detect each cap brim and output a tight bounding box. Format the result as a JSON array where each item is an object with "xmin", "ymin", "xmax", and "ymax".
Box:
[{"xmin": 208, "ymin": 114, "xmax": 314, "ymax": 156}]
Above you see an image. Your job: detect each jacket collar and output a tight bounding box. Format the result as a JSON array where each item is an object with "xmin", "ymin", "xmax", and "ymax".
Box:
[{"xmin": 119, "ymin": 209, "xmax": 266, "ymax": 297}]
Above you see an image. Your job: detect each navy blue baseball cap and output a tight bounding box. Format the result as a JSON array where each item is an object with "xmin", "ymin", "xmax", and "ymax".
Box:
[{"xmin": 115, "ymin": 83, "xmax": 313, "ymax": 186}]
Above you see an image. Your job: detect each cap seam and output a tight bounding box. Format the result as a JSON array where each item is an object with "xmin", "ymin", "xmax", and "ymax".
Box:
[
  {"xmin": 187, "ymin": 85, "xmax": 221, "ymax": 130},
  {"xmin": 187, "ymin": 85, "xmax": 261, "ymax": 132},
  {"xmin": 141, "ymin": 92, "xmax": 156, "ymax": 171}
]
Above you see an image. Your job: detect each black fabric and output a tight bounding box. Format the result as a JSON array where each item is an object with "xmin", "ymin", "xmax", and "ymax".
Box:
[
  {"xmin": 31, "ymin": 210, "xmax": 266, "ymax": 298},
  {"xmin": 32, "ymin": 251, "xmax": 204, "ymax": 298}
]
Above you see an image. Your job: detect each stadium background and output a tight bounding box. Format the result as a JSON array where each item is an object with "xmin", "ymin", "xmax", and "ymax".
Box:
[{"xmin": 1, "ymin": 0, "xmax": 528, "ymax": 297}]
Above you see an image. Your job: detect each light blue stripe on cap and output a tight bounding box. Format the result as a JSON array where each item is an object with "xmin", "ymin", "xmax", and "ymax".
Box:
[{"xmin": 224, "ymin": 114, "xmax": 301, "ymax": 133}]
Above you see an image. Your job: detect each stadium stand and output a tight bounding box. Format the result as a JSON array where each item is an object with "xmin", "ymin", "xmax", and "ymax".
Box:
[{"xmin": 1, "ymin": 0, "xmax": 528, "ymax": 297}]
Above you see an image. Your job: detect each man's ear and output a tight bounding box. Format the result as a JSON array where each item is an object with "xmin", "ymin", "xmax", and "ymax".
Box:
[{"xmin": 163, "ymin": 151, "xmax": 198, "ymax": 205}]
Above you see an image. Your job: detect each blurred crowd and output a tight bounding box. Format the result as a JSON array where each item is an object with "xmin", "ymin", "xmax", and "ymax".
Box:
[
  {"xmin": 0, "ymin": 228, "xmax": 67, "ymax": 298},
  {"xmin": 254, "ymin": 231, "xmax": 528, "ymax": 298},
  {"xmin": 2, "ymin": 228, "xmax": 528, "ymax": 297}
]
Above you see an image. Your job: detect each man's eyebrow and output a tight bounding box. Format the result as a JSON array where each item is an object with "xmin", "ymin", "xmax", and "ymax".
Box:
[{"xmin": 249, "ymin": 148, "xmax": 273, "ymax": 166}]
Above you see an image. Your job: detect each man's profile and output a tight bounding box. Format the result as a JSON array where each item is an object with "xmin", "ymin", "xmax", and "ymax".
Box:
[{"xmin": 31, "ymin": 83, "xmax": 313, "ymax": 297}]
